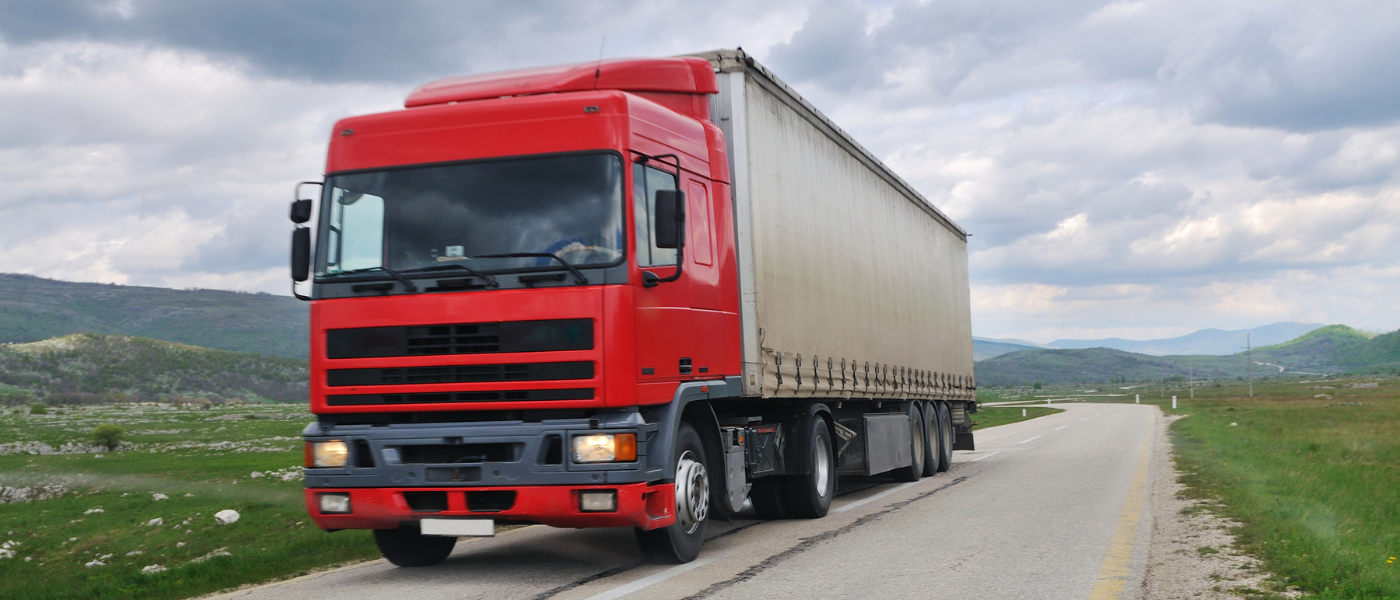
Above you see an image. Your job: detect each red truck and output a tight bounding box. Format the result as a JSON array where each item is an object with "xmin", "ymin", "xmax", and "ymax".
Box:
[{"xmin": 289, "ymin": 49, "xmax": 977, "ymax": 567}]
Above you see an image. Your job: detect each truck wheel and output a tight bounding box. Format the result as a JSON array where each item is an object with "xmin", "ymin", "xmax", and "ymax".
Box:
[
  {"xmin": 921, "ymin": 401, "xmax": 940, "ymax": 477},
  {"xmin": 636, "ymin": 422, "xmax": 709, "ymax": 563},
  {"xmin": 890, "ymin": 402, "xmax": 924, "ymax": 482},
  {"xmin": 784, "ymin": 416, "xmax": 835, "ymax": 518},
  {"xmin": 937, "ymin": 402, "xmax": 953, "ymax": 472},
  {"xmin": 749, "ymin": 477, "xmax": 789, "ymax": 519},
  {"xmin": 373, "ymin": 524, "xmax": 457, "ymax": 567}
]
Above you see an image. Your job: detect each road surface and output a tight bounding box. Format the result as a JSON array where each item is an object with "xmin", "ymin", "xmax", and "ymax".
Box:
[{"xmin": 210, "ymin": 403, "xmax": 1160, "ymax": 600}]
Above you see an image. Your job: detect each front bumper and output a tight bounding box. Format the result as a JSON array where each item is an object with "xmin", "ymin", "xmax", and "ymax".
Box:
[{"xmin": 305, "ymin": 482, "xmax": 677, "ymax": 530}]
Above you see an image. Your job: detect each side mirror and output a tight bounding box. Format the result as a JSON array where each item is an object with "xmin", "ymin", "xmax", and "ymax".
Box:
[
  {"xmin": 291, "ymin": 228, "xmax": 311, "ymax": 282},
  {"xmin": 653, "ymin": 189, "xmax": 685, "ymax": 249},
  {"xmin": 290, "ymin": 199, "xmax": 313, "ymax": 224}
]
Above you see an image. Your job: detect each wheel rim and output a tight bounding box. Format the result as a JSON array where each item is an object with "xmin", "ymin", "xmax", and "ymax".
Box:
[
  {"xmin": 814, "ymin": 434, "xmax": 831, "ymax": 498},
  {"xmin": 674, "ymin": 450, "xmax": 708, "ymax": 534}
]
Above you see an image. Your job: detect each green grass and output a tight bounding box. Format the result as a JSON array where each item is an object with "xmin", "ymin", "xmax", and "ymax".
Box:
[
  {"xmin": 970, "ymin": 406, "xmax": 1063, "ymax": 430},
  {"xmin": 1017, "ymin": 376, "xmax": 1400, "ymax": 597},
  {"xmin": 0, "ymin": 403, "xmax": 378, "ymax": 600}
]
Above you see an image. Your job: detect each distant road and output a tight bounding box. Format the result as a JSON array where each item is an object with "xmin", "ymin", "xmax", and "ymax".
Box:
[{"xmin": 209, "ymin": 404, "xmax": 1159, "ymax": 600}]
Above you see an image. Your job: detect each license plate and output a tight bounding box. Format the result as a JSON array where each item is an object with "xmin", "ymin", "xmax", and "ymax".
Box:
[{"xmin": 420, "ymin": 518, "xmax": 494, "ymax": 537}]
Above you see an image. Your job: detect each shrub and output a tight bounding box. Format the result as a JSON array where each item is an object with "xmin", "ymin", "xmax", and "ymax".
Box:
[
  {"xmin": 91, "ymin": 424, "xmax": 124, "ymax": 450},
  {"xmin": 29, "ymin": 403, "xmax": 47, "ymax": 415},
  {"xmin": 1032, "ymin": 382, "xmax": 1043, "ymax": 389}
]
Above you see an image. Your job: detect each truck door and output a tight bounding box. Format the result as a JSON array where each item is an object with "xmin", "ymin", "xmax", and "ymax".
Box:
[{"xmin": 633, "ymin": 162, "xmax": 695, "ymax": 389}]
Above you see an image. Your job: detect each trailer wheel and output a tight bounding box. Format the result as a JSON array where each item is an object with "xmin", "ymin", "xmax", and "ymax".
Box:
[
  {"xmin": 784, "ymin": 416, "xmax": 835, "ymax": 518},
  {"xmin": 937, "ymin": 402, "xmax": 953, "ymax": 472},
  {"xmin": 373, "ymin": 524, "xmax": 457, "ymax": 567},
  {"xmin": 921, "ymin": 401, "xmax": 940, "ymax": 477},
  {"xmin": 636, "ymin": 422, "xmax": 709, "ymax": 563},
  {"xmin": 890, "ymin": 402, "xmax": 925, "ymax": 482}
]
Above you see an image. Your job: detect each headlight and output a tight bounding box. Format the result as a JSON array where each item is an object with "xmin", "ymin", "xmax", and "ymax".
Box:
[
  {"xmin": 310, "ymin": 440, "xmax": 349, "ymax": 468},
  {"xmin": 572, "ymin": 433, "xmax": 637, "ymax": 463}
]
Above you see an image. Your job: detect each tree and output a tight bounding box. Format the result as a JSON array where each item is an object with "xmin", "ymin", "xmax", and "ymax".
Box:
[{"xmin": 91, "ymin": 424, "xmax": 124, "ymax": 450}]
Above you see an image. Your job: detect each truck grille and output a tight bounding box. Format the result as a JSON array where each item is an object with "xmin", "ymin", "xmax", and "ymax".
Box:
[
  {"xmin": 326, "ymin": 361, "xmax": 593, "ymax": 387},
  {"xmin": 398, "ymin": 443, "xmax": 520, "ymax": 464},
  {"xmin": 326, "ymin": 388, "xmax": 594, "ymax": 406},
  {"xmin": 326, "ymin": 319, "xmax": 592, "ymax": 359}
]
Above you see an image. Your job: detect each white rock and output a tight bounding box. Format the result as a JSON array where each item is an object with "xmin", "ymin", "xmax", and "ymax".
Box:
[
  {"xmin": 24, "ymin": 556, "xmax": 31, "ymax": 561},
  {"xmin": 214, "ymin": 509, "xmax": 240, "ymax": 525},
  {"xmin": 0, "ymin": 549, "xmax": 13, "ymax": 560},
  {"xmin": 68, "ymin": 537, "xmax": 78, "ymax": 541},
  {"xmin": 125, "ymin": 550, "xmax": 143, "ymax": 556},
  {"xmin": 84, "ymin": 559, "xmax": 105, "ymax": 568},
  {"xmin": 249, "ymin": 471, "xmax": 264, "ymax": 478},
  {"xmin": 1230, "ymin": 422, "xmax": 1238, "ymax": 426},
  {"xmin": 176, "ymin": 542, "xmax": 185, "ymax": 547},
  {"xmin": 84, "ymin": 508, "xmax": 104, "ymax": 515},
  {"xmin": 152, "ymin": 493, "xmax": 168, "ymax": 501},
  {"xmin": 145, "ymin": 518, "xmax": 163, "ymax": 526},
  {"xmin": 141, "ymin": 564, "xmax": 165, "ymax": 574}
]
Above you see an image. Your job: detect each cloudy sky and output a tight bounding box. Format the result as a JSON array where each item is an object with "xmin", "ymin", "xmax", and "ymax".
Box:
[{"xmin": 1, "ymin": 0, "xmax": 1397, "ymax": 342}]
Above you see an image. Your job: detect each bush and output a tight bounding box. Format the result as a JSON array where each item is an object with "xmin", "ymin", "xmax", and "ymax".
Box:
[
  {"xmin": 1032, "ymin": 382, "xmax": 1043, "ymax": 389},
  {"xmin": 91, "ymin": 424, "xmax": 124, "ymax": 450},
  {"xmin": 29, "ymin": 403, "xmax": 47, "ymax": 415}
]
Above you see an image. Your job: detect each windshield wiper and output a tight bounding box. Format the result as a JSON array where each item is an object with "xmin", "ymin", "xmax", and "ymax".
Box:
[
  {"xmin": 473, "ymin": 253, "xmax": 588, "ymax": 285},
  {"xmin": 400, "ymin": 263, "xmax": 500, "ymax": 288},
  {"xmin": 326, "ymin": 266, "xmax": 418, "ymax": 292}
]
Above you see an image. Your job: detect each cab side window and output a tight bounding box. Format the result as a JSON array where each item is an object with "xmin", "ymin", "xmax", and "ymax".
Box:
[{"xmin": 633, "ymin": 163, "xmax": 679, "ymax": 267}]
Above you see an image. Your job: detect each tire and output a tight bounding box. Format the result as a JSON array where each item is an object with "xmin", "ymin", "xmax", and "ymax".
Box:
[
  {"xmin": 636, "ymin": 422, "xmax": 709, "ymax": 563},
  {"xmin": 921, "ymin": 401, "xmax": 941, "ymax": 477},
  {"xmin": 749, "ymin": 476, "xmax": 789, "ymax": 520},
  {"xmin": 937, "ymin": 402, "xmax": 953, "ymax": 472},
  {"xmin": 784, "ymin": 416, "xmax": 836, "ymax": 518},
  {"xmin": 890, "ymin": 402, "xmax": 924, "ymax": 482},
  {"xmin": 373, "ymin": 524, "xmax": 457, "ymax": 567}
]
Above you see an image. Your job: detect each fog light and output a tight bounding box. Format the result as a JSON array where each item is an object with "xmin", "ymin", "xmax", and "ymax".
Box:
[
  {"xmin": 579, "ymin": 490, "xmax": 617, "ymax": 512},
  {"xmin": 311, "ymin": 440, "xmax": 348, "ymax": 468},
  {"xmin": 572, "ymin": 433, "xmax": 636, "ymax": 463},
  {"xmin": 319, "ymin": 492, "xmax": 352, "ymax": 514}
]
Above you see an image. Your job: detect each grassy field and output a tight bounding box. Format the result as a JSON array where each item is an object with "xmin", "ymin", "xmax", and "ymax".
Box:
[
  {"xmin": 970, "ymin": 406, "xmax": 1063, "ymax": 430},
  {"xmin": 0, "ymin": 403, "xmax": 377, "ymax": 600},
  {"xmin": 987, "ymin": 375, "xmax": 1400, "ymax": 598}
]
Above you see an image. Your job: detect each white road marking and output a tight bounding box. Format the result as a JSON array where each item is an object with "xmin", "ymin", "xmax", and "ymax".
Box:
[
  {"xmin": 1054, "ymin": 426, "xmax": 1068, "ymax": 431},
  {"xmin": 581, "ymin": 549, "xmax": 735, "ymax": 600},
  {"xmin": 833, "ymin": 481, "xmax": 920, "ymax": 513},
  {"xmin": 968, "ymin": 451, "xmax": 1001, "ymax": 462},
  {"xmin": 1018, "ymin": 436, "xmax": 1041, "ymax": 444}
]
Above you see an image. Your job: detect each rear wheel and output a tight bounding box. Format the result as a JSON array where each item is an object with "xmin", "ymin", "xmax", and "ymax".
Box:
[
  {"xmin": 636, "ymin": 422, "xmax": 709, "ymax": 563},
  {"xmin": 890, "ymin": 402, "xmax": 924, "ymax": 482},
  {"xmin": 937, "ymin": 402, "xmax": 953, "ymax": 472},
  {"xmin": 373, "ymin": 524, "xmax": 457, "ymax": 567},
  {"xmin": 784, "ymin": 416, "xmax": 835, "ymax": 518},
  {"xmin": 749, "ymin": 477, "xmax": 789, "ymax": 519},
  {"xmin": 921, "ymin": 401, "xmax": 940, "ymax": 477}
]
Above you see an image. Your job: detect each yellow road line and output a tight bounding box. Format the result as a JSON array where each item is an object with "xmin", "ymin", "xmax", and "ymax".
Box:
[{"xmin": 1087, "ymin": 417, "xmax": 1154, "ymax": 600}]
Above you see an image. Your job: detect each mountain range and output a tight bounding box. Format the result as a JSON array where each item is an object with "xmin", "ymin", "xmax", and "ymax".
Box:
[
  {"xmin": 974, "ymin": 321, "xmax": 1324, "ymax": 360},
  {"xmin": 0, "ymin": 273, "xmax": 307, "ymax": 358}
]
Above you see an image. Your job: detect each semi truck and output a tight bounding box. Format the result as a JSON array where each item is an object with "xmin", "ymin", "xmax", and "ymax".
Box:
[{"xmin": 289, "ymin": 49, "xmax": 977, "ymax": 567}]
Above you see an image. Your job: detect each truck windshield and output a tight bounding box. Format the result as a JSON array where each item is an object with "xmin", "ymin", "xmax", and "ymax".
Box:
[{"xmin": 315, "ymin": 153, "xmax": 625, "ymax": 278}]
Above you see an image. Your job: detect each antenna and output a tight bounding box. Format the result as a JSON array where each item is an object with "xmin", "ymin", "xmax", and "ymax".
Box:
[{"xmin": 594, "ymin": 36, "xmax": 606, "ymax": 91}]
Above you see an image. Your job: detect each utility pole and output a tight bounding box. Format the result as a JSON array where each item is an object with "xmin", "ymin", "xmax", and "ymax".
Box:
[{"xmin": 1247, "ymin": 333, "xmax": 1253, "ymax": 398}]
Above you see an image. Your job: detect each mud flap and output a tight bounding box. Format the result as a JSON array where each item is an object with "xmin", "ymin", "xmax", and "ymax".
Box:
[{"xmin": 953, "ymin": 429, "xmax": 975, "ymax": 451}]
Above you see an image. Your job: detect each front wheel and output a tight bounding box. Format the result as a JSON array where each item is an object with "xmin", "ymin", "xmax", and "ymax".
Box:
[
  {"xmin": 636, "ymin": 422, "xmax": 709, "ymax": 563},
  {"xmin": 373, "ymin": 525, "xmax": 457, "ymax": 567}
]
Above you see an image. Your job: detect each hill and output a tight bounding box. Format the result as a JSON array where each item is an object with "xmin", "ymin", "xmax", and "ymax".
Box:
[
  {"xmin": 0, "ymin": 333, "xmax": 308, "ymax": 404},
  {"xmin": 0, "ymin": 273, "xmax": 307, "ymax": 358},
  {"xmin": 1047, "ymin": 322, "xmax": 1322, "ymax": 355},
  {"xmin": 973, "ymin": 338, "xmax": 1042, "ymax": 361},
  {"xmin": 975, "ymin": 325, "xmax": 1400, "ymax": 386}
]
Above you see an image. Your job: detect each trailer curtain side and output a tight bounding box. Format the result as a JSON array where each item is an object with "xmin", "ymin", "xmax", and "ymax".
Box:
[{"xmin": 698, "ymin": 50, "xmax": 975, "ymax": 402}]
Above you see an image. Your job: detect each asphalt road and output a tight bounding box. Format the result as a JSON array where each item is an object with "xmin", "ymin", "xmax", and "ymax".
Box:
[{"xmin": 211, "ymin": 403, "xmax": 1160, "ymax": 600}]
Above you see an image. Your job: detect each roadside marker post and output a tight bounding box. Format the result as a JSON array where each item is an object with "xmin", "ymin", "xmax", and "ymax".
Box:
[
  {"xmin": 1022, "ymin": 408, "xmax": 1027, "ymax": 417},
  {"xmin": 1135, "ymin": 394, "xmax": 1139, "ymax": 404},
  {"xmin": 1172, "ymin": 396, "xmax": 1177, "ymax": 409}
]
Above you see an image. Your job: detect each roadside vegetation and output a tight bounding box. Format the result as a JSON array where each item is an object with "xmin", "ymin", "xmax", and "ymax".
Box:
[
  {"xmin": 0, "ymin": 403, "xmax": 377, "ymax": 600},
  {"xmin": 985, "ymin": 375, "xmax": 1400, "ymax": 597}
]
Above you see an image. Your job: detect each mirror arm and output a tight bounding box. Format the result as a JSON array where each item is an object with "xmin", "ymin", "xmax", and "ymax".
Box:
[{"xmin": 643, "ymin": 246, "xmax": 683, "ymax": 288}]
